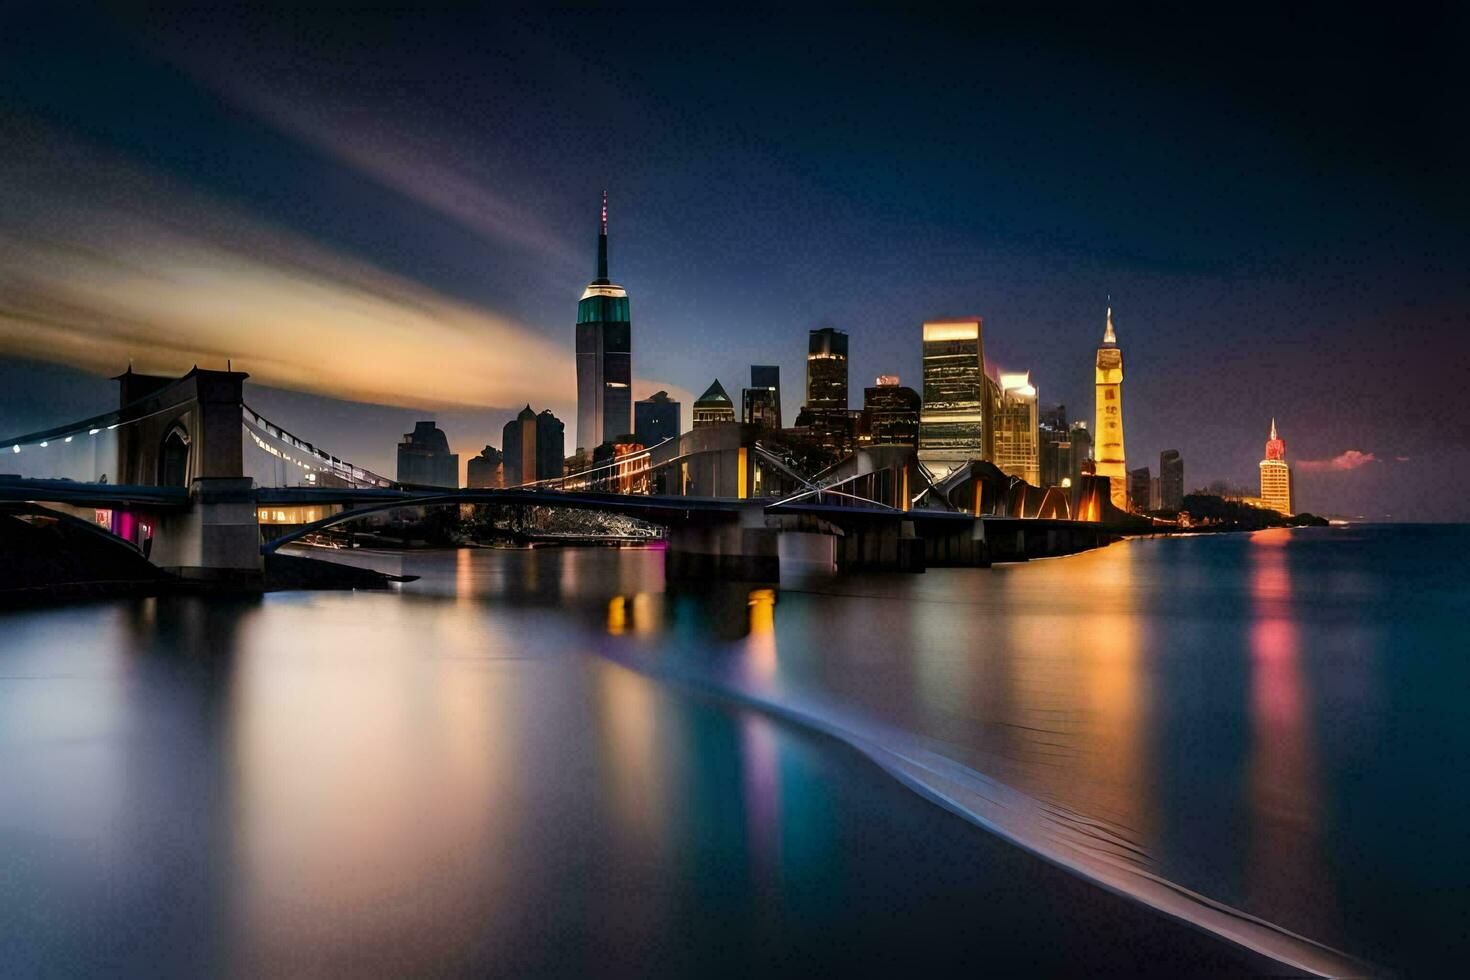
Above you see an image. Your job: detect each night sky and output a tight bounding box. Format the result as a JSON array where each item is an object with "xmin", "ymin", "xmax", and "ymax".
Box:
[{"xmin": 1, "ymin": 6, "xmax": 1465, "ymax": 518}]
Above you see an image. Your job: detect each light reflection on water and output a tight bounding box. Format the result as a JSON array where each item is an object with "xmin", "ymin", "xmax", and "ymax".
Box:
[{"xmin": 1, "ymin": 529, "xmax": 1466, "ymax": 976}]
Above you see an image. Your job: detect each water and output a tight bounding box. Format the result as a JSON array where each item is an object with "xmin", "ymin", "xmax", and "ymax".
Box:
[{"xmin": 3, "ymin": 527, "xmax": 1465, "ymax": 976}]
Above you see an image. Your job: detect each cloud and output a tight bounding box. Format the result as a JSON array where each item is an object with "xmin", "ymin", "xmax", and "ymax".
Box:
[{"xmin": 1297, "ymin": 450, "xmax": 1378, "ymax": 472}]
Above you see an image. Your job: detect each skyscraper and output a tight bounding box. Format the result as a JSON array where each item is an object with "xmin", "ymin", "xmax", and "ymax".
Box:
[
  {"xmin": 752, "ymin": 365, "xmax": 781, "ymax": 424},
  {"xmin": 466, "ymin": 445, "xmax": 504, "ymax": 488},
  {"xmin": 634, "ymin": 390, "xmax": 680, "ymax": 447},
  {"xmin": 919, "ymin": 319, "xmax": 991, "ymax": 477},
  {"xmin": 743, "ymin": 365, "xmax": 782, "ymax": 429},
  {"xmin": 861, "ymin": 375, "xmax": 921, "ymax": 448},
  {"xmin": 993, "ymin": 371, "xmax": 1040, "ymax": 486},
  {"xmin": 1159, "ymin": 449, "xmax": 1184, "ymax": 511},
  {"xmin": 805, "ymin": 328, "xmax": 848, "ymax": 410},
  {"xmin": 1129, "ymin": 465, "xmax": 1152, "ymax": 512},
  {"xmin": 396, "ymin": 421, "xmax": 459, "ymax": 488},
  {"xmin": 1259, "ymin": 419, "xmax": 1292, "ymax": 515},
  {"xmin": 1038, "ymin": 403, "xmax": 1072, "ymax": 487},
  {"xmin": 1094, "ymin": 302, "xmax": 1127, "ymax": 511},
  {"xmin": 503, "ymin": 406, "xmax": 566, "ymax": 486},
  {"xmin": 575, "ymin": 192, "xmax": 632, "ymax": 453},
  {"xmin": 1068, "ymin": 421, "xmax": 1092, "ymax": 489},
  {"xmin": 693, "ymin": 380, "xmax": 736, "ymax": 427}
]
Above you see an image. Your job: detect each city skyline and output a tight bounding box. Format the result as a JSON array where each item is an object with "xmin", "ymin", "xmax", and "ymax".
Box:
[{"xmin": 0, "ymin": 7, "xmax": 1464, "ymax": 519}]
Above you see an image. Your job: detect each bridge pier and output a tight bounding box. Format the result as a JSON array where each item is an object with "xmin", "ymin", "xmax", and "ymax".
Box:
[
  {"xmin": 834, "ymin": 520, "xmax": 925, "ymax": 573},
  {"xmin": 148, "ymin": 477, "xmax": 263, "ymax": 586},
  {"xmin": 924, "ymin": 518, "xmax": 991, "ymax": 568},
  {"xmin": 664, "ymin": 503, "xmax": 780, "ymax": 582}
]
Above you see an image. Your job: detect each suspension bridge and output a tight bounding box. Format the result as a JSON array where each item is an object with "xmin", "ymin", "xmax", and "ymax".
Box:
[{"xmin": 0, "ymin": 367, "xmax": 1136, "ymax": 587}]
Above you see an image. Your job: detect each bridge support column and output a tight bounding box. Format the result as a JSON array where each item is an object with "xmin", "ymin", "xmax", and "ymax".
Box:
[
  {"xmin": 149, "ymin": 477, "xmax": 263, "ymax": 586},
  {"xmin": 835, "ymin": 520, "xmax": 925, "ymax": 573},
  {"xmin": 924, "ymin": 518, "xmax": 991, "ymax": 567},
  {"xmin": 665, "ymin": 504, "xmax": 779, "ymax": 582}
]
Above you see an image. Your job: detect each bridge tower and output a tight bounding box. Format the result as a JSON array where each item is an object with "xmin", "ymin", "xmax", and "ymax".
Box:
[{"xmin": 115, "ymin": 367, "xmax": 262, "ymax": 583}]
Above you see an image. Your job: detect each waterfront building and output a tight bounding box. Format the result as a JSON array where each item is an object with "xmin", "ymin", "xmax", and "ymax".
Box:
[
  {"xmin": 861, "ymin": 375, "xmax": 921, "ymax": 448},
  {"xmin": 634, "ymin": 390, "xmax": 680, "ymax": 448},
  {"xmin": 503, "ymin": 406, "xmax": 566, "ymax": 486},
  {"xmin": 1094, "ymin": 302, "xmax": 1127, "ymax": 511},
  {"xmin": 742, "ymin": 365, "xmax": 782, "ymax": 430},
  {"xmin": 1159, "ymin": 449, "xmax": 1184, "ymax": 511},
  {"xmin": 396, "ymin": 421, "xmax": 459, "ymax": 488},
  {"xmin": 993, "ymin": 371, "xmax": 1040, "ymax": 486},
  {"xmin": 1038, "ymin": 404, "xmax": 1073, "ymax": 488},
  {"xmin": 693, "ymin": 380, "xmax": 736, "ymax": 427},
  {"xmin": 575, "ymin": 192, "xmax": 632, "ymax": 453},
  {"xmin": 805, "ymin": 328, "xmax": 848, "ymax": 411},
  {"xmin": 919, "ymin": 319, "xmax": 994, "ymax": 477},
  {"xmin": 591, "ymin": 439, "xmax": 648, "ymax": 493},
  {"xmin": 1129, "ymin": 465, "xmax": 1152, "ymax": 512},
  {"xmin": 466, "ymin": 445, "xmax": 504, "ymax": 489},
  {"xmin": 1068, "ymin": 421, "xmax": 1092, "ymax": 489},
  {"xmin": 1259, "ymin": 418, "xmax": 1292, "ymax": 514}
]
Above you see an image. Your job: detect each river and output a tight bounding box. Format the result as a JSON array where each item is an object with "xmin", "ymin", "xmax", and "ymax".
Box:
[{"xmin": 2, "ymin": 526, "xmax": 1464, "ymax": 976}]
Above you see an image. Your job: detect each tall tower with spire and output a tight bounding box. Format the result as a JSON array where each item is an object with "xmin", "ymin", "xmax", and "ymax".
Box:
[
  {"xmin": 1093, "ymin": 300, "xmax": 1128, "ymax": 511},
  {"xmin": 1259, "ymin": 419, "xmax": 1292, "ymax": 514},
  {"xmin": 575, "ymin": 191, "xmax": 633, "ymax": 453}
]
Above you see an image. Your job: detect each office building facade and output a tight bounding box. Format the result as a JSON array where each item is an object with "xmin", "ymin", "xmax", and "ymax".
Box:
[
  {"xmin": 575, "ymin": 192, "xmax": 632, "ymax": 452},
  {"xmin": 1038, "ymin": 403, "xmax": 1073, "ymax": 487},
  {"xmin": 1159, "ymin": 449, "xmax": 1184, "ymax": 511},
  {"xmin": 861, "ymin": 375, "xmax": 921, "ymax": 448},
  {"xmin": 918, "ymin": 319, "xmax": 993, "ymax": 477},
  {"xmin": 805, "ymin": 328, "xmax": 848, "ymax": 411},
  {"xmin": 634, "ymin": 390, "xmax": 680, "ymax": 447},
  {"xmin": 503, "ymin": 406, "xmax": 566, "ymax": 486},
  {"xmin": 993, "ymin": 371, "xmax": 1040, "ymax": 486},
  {"xmin": 466, "ymin": 445, "xmax": 504, "ymax": 489},
  {"xmin": 1129, "ymin": 465, "xmax": 1152, "ymax": 512},
  {"xmin": 396, "ymin": 421, "xmax": 459, "ymax": 488}
]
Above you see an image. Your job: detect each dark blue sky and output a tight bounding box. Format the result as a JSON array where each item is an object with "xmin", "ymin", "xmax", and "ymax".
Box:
[{"xmin": 1, "ymin": 5, "xmax": 1465, "ymax": 517}]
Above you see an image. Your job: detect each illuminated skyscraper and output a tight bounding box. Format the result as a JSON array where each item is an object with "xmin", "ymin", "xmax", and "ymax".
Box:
[
  {"xmin": 693, "ymin": 380, "xmax": 736, "ymax": 427},
  {"xmin": 805, "ymin": 328, "xmax": 848, "ymax": 410},
  {"xmin": 993, "ymin": 371, "xmax": 1040, "ymax": 486},
  {"xmin": 861, "ymin": 375, "xmax": 921, "ymax": 448},
  {"xmin": 575, "ymin": 192, "xmax": 632, "ymax": 452},
  {"xmin": 1259, "ymin": 418, "xmax": 1292, "ymax": 514},
  {"xmin": 1093, "ymin": 302, "xmax": 1127, "ymax": 511},
  {"xmin": 919, "ymin": 319, "xmax": 993, "ymax": 477}
]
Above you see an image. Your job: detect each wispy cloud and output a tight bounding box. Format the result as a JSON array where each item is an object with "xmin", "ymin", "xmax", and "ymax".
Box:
[
  {"xmin": 0, "ymin": 116, "xmax": 685, "ymax": 448},
  {"xmin": 1297, "ymin": 450, "xmax": 1378, "ymax": 472}
]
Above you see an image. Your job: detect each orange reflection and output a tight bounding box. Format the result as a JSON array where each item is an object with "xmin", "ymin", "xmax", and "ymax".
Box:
[
  {"xmin": 745, "ymin": 589, "xmax": 778, "ymax": 683},
  {"xmin": 592, "ymin": 660, "xmax": 668, "ymax": 849},
  {"xmin": 607, "ymin": 596, "xmax": 627, "ymax": 635}
]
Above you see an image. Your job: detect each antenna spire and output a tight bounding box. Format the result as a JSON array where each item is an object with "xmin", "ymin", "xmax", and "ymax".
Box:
[
  {"xmin": 1270, "ymin": 417, "xmax": 1278, "ymax": 440},
  {"xmin": 1103, "ymin": 295, "xmax": 1117, "ymax": 344},
  {"xmin": 595, "ymin": 190, "xmax": 609, "ymax": 282}
]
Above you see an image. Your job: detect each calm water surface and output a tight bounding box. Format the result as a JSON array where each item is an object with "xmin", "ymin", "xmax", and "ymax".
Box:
[{"xmin": 2, "ymin": 526, "xmax": 1465, "ymax": 976}]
